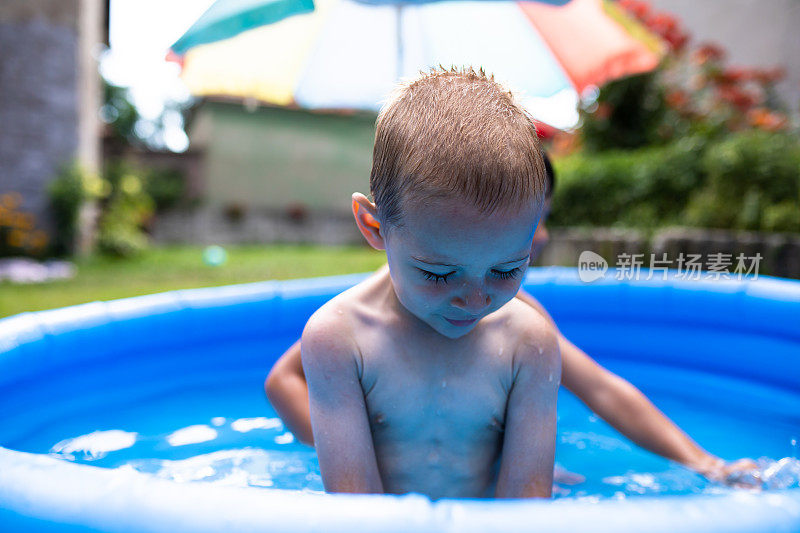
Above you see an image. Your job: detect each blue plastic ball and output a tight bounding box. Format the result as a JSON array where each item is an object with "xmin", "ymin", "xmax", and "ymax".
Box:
[{"xmin": 202, "ymin": 245, "xmax": 227, "ymax": 267}]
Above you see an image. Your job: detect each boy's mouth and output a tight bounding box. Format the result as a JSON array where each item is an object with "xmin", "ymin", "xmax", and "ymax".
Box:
[{"xmin": 445, "ymin": 317, "xmax": 479, "ymax": 327}]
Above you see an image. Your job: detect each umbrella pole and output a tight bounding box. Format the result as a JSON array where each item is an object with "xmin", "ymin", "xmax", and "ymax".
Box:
[{"xmin": 395, "ymin": 3, "xmax": 403, "ymax": 80}]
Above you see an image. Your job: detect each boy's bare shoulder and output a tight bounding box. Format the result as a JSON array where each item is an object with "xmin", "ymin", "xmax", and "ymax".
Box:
[
  {"xmin": 492, "ymin": 298, "xmax": 561, "ymax": 379},
  {"xmin": 300, "ymin": 288, "xmax": 355, "ymax": 363},
  {"xmin": 300, "ymin": 277, "xmax": 384, "ymax": 370}
]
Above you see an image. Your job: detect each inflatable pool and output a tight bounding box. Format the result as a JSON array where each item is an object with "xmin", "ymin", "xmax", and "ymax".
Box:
[{"xmin": 1, "ymin": 267, "xmax": 799, "ymax": 533}]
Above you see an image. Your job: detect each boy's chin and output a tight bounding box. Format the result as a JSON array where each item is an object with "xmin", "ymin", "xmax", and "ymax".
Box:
[{"xmin": 428, "ymin": 317, "xmax": 479, "ymax": 339}]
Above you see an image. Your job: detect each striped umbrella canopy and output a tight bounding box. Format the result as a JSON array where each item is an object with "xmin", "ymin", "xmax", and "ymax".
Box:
[{"xmin": 169, "ymin": 0, "xmax": 663, "ymax": 129}]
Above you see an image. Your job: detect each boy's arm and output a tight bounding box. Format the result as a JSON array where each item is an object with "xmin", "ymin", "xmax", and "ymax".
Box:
[
  {"xmin": 264, "ymin": 340, "xmax": 314, "ymax": 446},
  {"xmin": 559, "ymin": 334, "xmax": 714, "ymax": 469},
  {"xmin": 559, "ymin": 334, "xmax": 757, "ymax": 481},
  {"xmin": 495, "ymin": 320, "xmax": 560, "ymax": 499},
  {"xmin": 301, "ymin": 314, "xmax": 384, "ymax": 494},
  {"xmin": 264, "ymin": 265, "xmax": 389, "ymax": 447},
  {"xmin": 515, "ymin": 289, "xmax": 756, "ymax": 482}
]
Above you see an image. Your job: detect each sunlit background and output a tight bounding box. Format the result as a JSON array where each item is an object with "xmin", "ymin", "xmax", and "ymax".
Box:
[
  {"xmin": 1, "ymin": 0, "xmax": 799, "ymax": 316},
  {"xmin": 101, "ymin": 0, "xmax": 214, "ymax": 153}
]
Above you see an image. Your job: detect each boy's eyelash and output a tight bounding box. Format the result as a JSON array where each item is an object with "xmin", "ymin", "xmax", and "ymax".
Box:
[
  {"xmin": 491, "ymin": 267, "xmax": 521, "ymax": 280},
  {"xmin": 420, "ymin": 269, "xmax": 453, "ymax": 284},
  {"xmin": 419, "ymin": 267, "xmax": 522, "ymax": 283}
]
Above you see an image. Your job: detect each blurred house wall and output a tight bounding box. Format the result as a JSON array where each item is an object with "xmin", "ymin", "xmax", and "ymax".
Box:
[
  {"xmin": 0, "ymin": 0, "xmax": 102, "ymax": 253},
  {"xmin": 154, "ymin": 100, "xmax": 373, "ymax": 245},
  {"xmin": 650, "ymin": 0, "xmax": 800, "ymax": 108},
  {"xmin": 189, "ymin": 100, "xmax": 374, "ymax": 213}
]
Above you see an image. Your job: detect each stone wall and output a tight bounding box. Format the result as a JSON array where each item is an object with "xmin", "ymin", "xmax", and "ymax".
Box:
[
  {"xmin": 0, "ymin": 0, "xmax": 101, "ymax": 251},
  {"xmin": 0, "ymin": 5, "xmax": 78, "ymax": 229},
  {"xmin": 152, "ymin": 207, "xmax": 361, "ymax": 247},
  {"xmin": 538, "ymin": 227, "xmax": 800, "ymax": 279}
]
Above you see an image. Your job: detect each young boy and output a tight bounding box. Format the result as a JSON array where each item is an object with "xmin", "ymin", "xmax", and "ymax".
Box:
[
  {"xmin": 269, "ymin": 69, "xmax": 759, "ymax": 493},
  {"xmin": 268, "ymin": 158, "xmax": 759, "ymax": 492},
  {"xmin": 298, "ymin": 67, "xmax": 560, "ymax": 499}
]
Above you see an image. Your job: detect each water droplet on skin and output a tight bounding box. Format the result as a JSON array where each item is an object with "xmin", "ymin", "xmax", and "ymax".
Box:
[
  {"xmin": 498, "ymin": 347, "xmax": 503, "ymax": 357},
  {"xmin": 336, "ymin": 309, "xmax": 343, "ymax": 315},
  {"xmin": 538, "ymin": 346, "xmax": 543, "ymax": 354}
]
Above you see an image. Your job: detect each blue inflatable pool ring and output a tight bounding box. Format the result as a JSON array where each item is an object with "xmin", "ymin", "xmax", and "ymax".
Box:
[{"xmin": 1, "ymin": 267, "xmax": 800, "ymax": 532}]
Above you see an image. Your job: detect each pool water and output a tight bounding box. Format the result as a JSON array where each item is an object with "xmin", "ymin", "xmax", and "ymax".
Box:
[{"xmin": 8, "ymin": 337, "xmax": 798, "ymax": 500}]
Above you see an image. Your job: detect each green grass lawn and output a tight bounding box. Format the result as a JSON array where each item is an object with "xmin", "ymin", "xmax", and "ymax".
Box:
[{"xmin": 0, "ymin": 244, "xmax": 386, "ymax": 319}]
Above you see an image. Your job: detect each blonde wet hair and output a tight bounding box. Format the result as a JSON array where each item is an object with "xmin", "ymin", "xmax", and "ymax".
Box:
[{"xmin": 370, "ymin": 66, "xmax": 547, "ymax": 227}]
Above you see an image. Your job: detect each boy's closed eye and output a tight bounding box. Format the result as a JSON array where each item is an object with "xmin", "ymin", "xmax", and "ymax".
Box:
[
  {"xmin": 417, "ymin": 267, "xmax": 523, "ymax": 285},
  {"xmin": 419, "ymin": 269, "xmax": 454, "ymax": 284}
]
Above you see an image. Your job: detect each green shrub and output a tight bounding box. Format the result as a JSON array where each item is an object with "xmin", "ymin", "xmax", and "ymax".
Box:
[
  {"xmin": 48, "ymin": 163, "xmax": 107, "ymax": 255},
  {"xmin": 549, "ymin": 151, "xmax": 638, "ymax": 226},
  {"xmin": 106, "ymin": 160, "xmax": 185, "ymax": 212},
  {"xmin": 144, "ymin": 167, "xmax": 185, "ymax": 210},
  {"xmin": 763, "ymin": 202, "xmax": 800, "ymax": 233},
  {"xmin": 551, "ymin": 131, "xmax": 800, "ymax": 233},
  {"xmin": 550, "ymin": 136, "xmax": 709, "ymax": 228},
  {"xmin": 579, "ymin": 72, "xmax": 668, "ymax": 152},
  {"xmin": 48, "ymin": 160, "xmax": 180, "ymax": 258},
  {"xmin": 97, "ymin": 172, "xmax": 154, "ymax": 258},
  {"xmin": 685, "ymin": 131, "xmax": 800, "ymax": 231}
]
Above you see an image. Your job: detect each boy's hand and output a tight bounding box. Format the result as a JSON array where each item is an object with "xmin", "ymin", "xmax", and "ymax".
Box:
[
  {"xmin": 698, "ymin": 457, "xmax": 761, "ymax": 488},
  {"xmin": 553, "ymin": 465, "xmax": 585, "ymax": 485}
]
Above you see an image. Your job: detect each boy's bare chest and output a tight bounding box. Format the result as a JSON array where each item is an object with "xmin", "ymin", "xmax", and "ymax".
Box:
[
  {"xmin": 357, "ymin": 329, "xmax": 514, "ymax": 496},
  {"xmin": 360, "ymin": 345, "xmax": 510, "ymax": 434}
]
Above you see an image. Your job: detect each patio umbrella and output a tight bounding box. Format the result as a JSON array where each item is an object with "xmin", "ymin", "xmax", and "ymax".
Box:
[
  {"xmin": 169, "ymin": 0, "xmax": 316, "ymax": 55},
  {"xmin": 169, "ymin": 0, "xmax": 570, "ymax": 56},
  {"xmin": 169, "ymin": 0, "xmax": 663, "ymax": 129}
]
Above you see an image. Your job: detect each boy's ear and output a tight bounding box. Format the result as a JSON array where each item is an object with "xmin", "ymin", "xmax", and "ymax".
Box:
[{"xmin": 352, "ymin": 193, "xmax": 385, "ymax": 250}]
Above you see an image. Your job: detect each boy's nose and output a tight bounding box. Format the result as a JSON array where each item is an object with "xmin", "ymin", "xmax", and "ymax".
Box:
[{"xmin": 451, "ymin": 286, "xmax": 492, "ymax": 315}]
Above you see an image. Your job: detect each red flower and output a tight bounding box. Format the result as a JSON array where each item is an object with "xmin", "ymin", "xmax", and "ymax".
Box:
[
  {"xmin": 665, "ymin": 90, "xmax": 689, "ymax": 110},
  {"xmin": 693, "ymin": 43, "xmax": 726, "ymax": 65},
  {"xmin": 647, "ymin": 13, "xmax": 678, "ymax": 33},
  {"xmin": 721, "ymin": 67, "xmax": 747, "ymax": 84},
  {"xmin": 619, "ymin": 1, "xmax": 689, "ymax": 52},
  {"xmin": 663, "ymin": 29, "xmax": 689, "ymax": 52},
  {"xmin": 716, "ymin": 86, "xmax": 759, "ymax": 111},
  {"xmin": 619, "ymin": 0, "xmax": 651, "ymax": 21},
  {"xmin": 751, "ymin": 67, "xmax": 786, "ymax": 85},
  {"xmin": 747, "ymin": 108, "xmax": 788, "ymax": 131}
]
